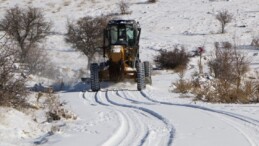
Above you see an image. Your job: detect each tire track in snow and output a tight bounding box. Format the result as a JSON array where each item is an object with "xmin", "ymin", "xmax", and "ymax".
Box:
[
  {"xmin": 139, "ymin": 90, "xmax": 259, "ymax": 146},
  {"xmin": 116, "ymin": 91, "xmax": 151, "ymax": 146},
  {"xmin": 104, "ymin": 91, "xmax": 175, "ymax": 146},
  {"xmin": 209, "ymin": 112, "xmax": 257, "ymax": 146},
  {"xmin": 92, "ymin": 91, "xmax": 131, "ymax": 146},
  {"xmin": 81, "ymin": 91, "xmax": 132, "ymax": 146},
  {"xmin": 130, "ymin": 109, "xmax": 150, "ymax": 146},
  {"xmin": 93, "ymin": 91, "xmax": 149, "ymax": 146},
  {"xmin": 115, "ymin": 90, "xmax": 154, "ymax": 105},
  {"xmin": 101, "ymin": 110, "xmax": 130, "ymax": 146},
  {"xmin": 81, "ymin": 91, "xmax": 96, "ymax": 106},
  {"xmin": 94, "ymin": 91, "xmax": 109, "ymax": 106},
  {"xmin": 140, "ymin": 91, "xmax": 259, "ymax": 126}
]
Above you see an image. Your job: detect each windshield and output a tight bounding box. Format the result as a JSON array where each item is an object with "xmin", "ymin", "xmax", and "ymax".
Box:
[
  {"xmin": 110, "ymin": 26, "xmax": 118, "ymax": 44},
  {"xmin": 110, "ymin": 25, "xmax": 134, "ymax": 46}
]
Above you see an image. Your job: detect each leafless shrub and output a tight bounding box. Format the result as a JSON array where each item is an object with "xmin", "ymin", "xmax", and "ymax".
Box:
[
  {"xmin": 209, "ymin": 42, "xmax": 249, "ymax": 85},
  {"xmin": 195, "ymin": 42, "xmax": 251, "ymax": 103},
  {"xmin": 44, "ymin": 92, "xmax": 76, "ymax": 122},
  {"xmin": 155, "ymin": 46, "xmax": 190, "ymax": 71},
  {"xmin": 251, "ymin": 37, "xmax": 259, "ymax": 47},
  {"xmin": 65, "ymin": 15, "xmax": 111, "ymax": 69},
  {"xmin": 177, "ymin": 76, "xmax": 259, "ymax": 104},
  {"xmin": 193, "ymin": 82, "xmax": 215, "ymax": 102},
  {"xmin": 216, "ymin": 10, "xmax": 233, "ymax": 33},
  {"xmin": 148, "ymin": 0, "xmax": 158, "ymax": 3},
  {"xmin": 248, "ymin": 81, "xmax": 259, "ymax": 102},
  {"xmin": 238, "ymin": 81, "xmax": 259, "ymax": 103},
  {"xmin": 0, "ymin": 36, "xmax": 28, "ymax": 107},
  {"xmin": 195, "ymin": 78, "xmax": 259, "ymax": 103},
  {"xmin": 118, "ymin": 1, "xmax": 131, "ymax": 15}
]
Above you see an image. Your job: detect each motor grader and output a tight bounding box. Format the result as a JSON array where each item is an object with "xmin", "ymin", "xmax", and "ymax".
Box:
[{"xmin": 90, "ymin": 20, "xmax": 152, "ymax": 91}]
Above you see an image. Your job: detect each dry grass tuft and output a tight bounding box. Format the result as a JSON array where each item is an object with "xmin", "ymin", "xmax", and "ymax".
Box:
[
  {"xmin": 63, "ymin": 0, "xmax": 71, "ymax": 6},
  {"xmin": 32, "ymin": 90, "xmax": 77, "ymax": 122},
  {"xmin": 173, "ymin": 69, "xmax": 193, "ymax": 94}
]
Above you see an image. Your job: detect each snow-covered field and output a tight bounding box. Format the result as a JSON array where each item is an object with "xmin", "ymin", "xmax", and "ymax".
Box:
[{"xmin": 1, "ymin": 0, "xmax": 259, "ymax": 146}]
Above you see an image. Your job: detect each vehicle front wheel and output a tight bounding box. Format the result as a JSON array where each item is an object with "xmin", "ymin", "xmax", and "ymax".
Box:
[{"xmin": 90, "ymin": 63, "xmax": 100, "ymax": 91}]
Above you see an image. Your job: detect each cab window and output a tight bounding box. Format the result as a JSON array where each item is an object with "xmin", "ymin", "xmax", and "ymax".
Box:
[{"xmin": 110, "ymin": 26, "xmax": 118, "ymax": 44}]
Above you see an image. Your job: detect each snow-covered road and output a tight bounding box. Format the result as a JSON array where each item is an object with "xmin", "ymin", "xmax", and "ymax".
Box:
[
  {"xmin": 1, "ymin": 0, "xmax": 259, "ymax": 145},
  {"xmin": 53, "ymin": 75, "xmax": 259, "ymax": 146}
]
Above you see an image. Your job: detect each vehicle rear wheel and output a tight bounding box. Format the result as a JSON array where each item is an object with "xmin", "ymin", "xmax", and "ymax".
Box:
[
  {"xmin": 144, "ymin": 61, "xmax": 152, "ymax": 85},
  {"xmin": 90, "ymin": 63, "xmax": 100, "ymax": 91},
  {"xmin": 136, "ymin": 62, "xmax": 145, "ymax": 91}
]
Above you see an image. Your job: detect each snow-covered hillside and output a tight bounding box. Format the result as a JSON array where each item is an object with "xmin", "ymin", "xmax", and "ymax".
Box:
[{"xmin": 0, "ymin": 0, "xmax": 259, "ymax": 146}]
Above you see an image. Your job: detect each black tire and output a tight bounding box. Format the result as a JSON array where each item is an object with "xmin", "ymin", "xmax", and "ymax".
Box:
[
  {"xmin": 144, "ymin": 61, "xmax": 152, "ymax": 77},
  {"xmin": 144, "ymin": 61, "xmax": 152, "ymax": 85},
  {"xmin": 136, "ymin": 62, "xmax": 145, "ymax": 91},
  {"xmin": 145, "ymin": 76, "xmax": 152, "ymax": 85},
  {"xmin": 90, "ymin": 63, "xmax": 100, "ymax": 91}
]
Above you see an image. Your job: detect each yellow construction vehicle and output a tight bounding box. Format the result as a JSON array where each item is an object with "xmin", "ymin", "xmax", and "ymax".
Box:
[{"xmin": 90, "ymin": 20, "xmax": 152, "ymax": 91}]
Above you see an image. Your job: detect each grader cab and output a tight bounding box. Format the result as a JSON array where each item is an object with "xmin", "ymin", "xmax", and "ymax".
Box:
[{"xmin": 90, "ymin": 20, "xmax": 152, "ymax": 91}]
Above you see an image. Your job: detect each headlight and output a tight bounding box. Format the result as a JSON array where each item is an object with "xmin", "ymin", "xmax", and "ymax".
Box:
[{"xmin": 111, "ymin": 45, "xmax": 123, "ymax": 53}]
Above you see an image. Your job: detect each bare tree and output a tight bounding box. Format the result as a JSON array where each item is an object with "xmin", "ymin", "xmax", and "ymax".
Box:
[
  {"xmin": 0, "ymin": 35, "xmax": 28, "ymax": 107},
  {"xmin": 0, "ymin": 6, "xmax": 51, "ymax": 62},
  {"xmin": 65, "ymin": 16, "xmax": 110, "ymax": 69},
  {"xmin": 216, "ymin": 10, "xmax": 233, "ymax": 33},
  {"xmin": 118, "ymin": 1, "xmax": 131, "ymax": 15}
]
